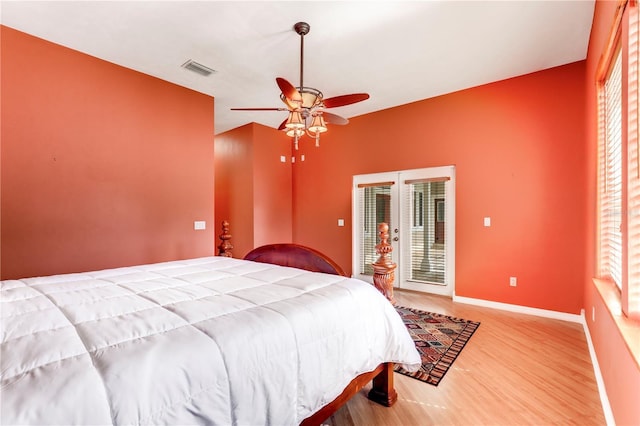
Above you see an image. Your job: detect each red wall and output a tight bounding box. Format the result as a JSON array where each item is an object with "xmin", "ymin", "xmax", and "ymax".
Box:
[
  {"xmin": 1, "ymin": 26, "xmax": 215, "ymax": 279},
  {"xmin": 214, "ymin": 125, "xmax": 255, "ymax": 257},
  {"xmin": 214, "ymin": 123, "xmax": 292, "ymax": 258},
  {"xmin": 293, "ymin": 61, "xmax": 587, "ymax": 315},
  {"xmin": 3, "ymin": 10, "xmax": 636, "ymax": 423},
  {"xmin": 584, "ymin": 2, "xmax": 640, "ymax": 425},
  {"xmin": 251, "ymin": 124, "xmax": 293, "ymax": 248}
]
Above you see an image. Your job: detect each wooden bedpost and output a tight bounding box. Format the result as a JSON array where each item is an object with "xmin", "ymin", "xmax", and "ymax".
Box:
[
  {"xmin": 217, "ymin": 220, "xmax": 233, "ymax": 257},
  {"xmin": 372, "ymin": 222, "xmax": 396, "ymax": 304},
  {"xmin": 368, "ymin": 362, "xmax": 398, "ymax": 407}
]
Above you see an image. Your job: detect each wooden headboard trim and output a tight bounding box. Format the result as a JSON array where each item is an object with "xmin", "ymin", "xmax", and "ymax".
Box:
[{"xmin": 243, "ymin": 243, "xmax": 347, "ymax": 277}]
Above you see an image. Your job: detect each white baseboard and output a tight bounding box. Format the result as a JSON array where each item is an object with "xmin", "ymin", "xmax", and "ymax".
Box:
[
  {"xmin": 452, "ymin": 295, "xmax": 583, "ymax": 323},
  {"xmin": 452, "ymin": 295, "xmax": 615, "ymax": 425},
  {"xmin": 582, "ymin": 317, "xmax": 616, "ymax": 426}
]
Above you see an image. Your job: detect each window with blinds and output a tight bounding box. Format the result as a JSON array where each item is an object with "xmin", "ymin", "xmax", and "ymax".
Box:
[
  {"xmin": 356, "ymin": 183, "xmax": 392, "ymax": 275},
  {"xmin": 596, "ymin": 2, "xmax": 640, "ymax": 319},
  {"xmin": 599, "ymin": 47, "xmax": 623, "ymax": 288},
  {"xmin": 627, "ymin": 5, "xmax": 640, "ymax": 316}
]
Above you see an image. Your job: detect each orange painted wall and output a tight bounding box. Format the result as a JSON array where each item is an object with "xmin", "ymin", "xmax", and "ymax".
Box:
[
  {"xmin": 3, "ymin": 9, "xmax": 635, "ymax": 422},
  {"xmin": 583, "ymin": 2, "xmax": 640, "ymax": 425},
  {"xmin": 214, "ymin": 125, "xmax": 255, "ymax": 257},
  {"xmin": 214, "ymin": 123, "xmax": 292, "ymax": 258},
  {"xmin": 1, "ymin": 26, "xmax": 215, "ymax": 279},
  {"xmin": 251, "ymin": 124, "xmax": 293, "ymax": 248},
  {"xmin": 293, "ymin": 61, "xmax": 587, "ymax": 315}
]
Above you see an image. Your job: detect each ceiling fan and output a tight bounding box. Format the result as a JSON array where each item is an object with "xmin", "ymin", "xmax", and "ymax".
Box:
[{"xmin": 231, "ymin": 22, "xmax": 370, "ymax": 150}]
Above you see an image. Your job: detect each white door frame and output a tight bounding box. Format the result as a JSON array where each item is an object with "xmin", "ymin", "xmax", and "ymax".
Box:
[{"xmin": 352, "ymin": 166, "xmax": 456, "ymax": 296}]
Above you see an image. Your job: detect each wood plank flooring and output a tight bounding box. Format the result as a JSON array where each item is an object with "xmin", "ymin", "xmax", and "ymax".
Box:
[{"xmin": 326, "ymin": 289, "xmax": 606, "ymax": 425}]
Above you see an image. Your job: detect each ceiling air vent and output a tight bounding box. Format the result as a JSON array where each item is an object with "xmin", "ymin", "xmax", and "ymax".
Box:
[{"xmin": 181, "ymin": 60, "xmax": 216, "ymax": 76}]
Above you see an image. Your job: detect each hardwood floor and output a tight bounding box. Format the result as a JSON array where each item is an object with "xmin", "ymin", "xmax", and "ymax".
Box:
[{"xmin": 326, "ymin": 289, "xmax": 606, "ymax": 425}]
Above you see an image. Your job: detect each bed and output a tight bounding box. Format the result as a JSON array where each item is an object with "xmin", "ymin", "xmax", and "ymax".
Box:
[{"xmin": 1, "ymin": 222, "xmax": 420, "ymax": 425}]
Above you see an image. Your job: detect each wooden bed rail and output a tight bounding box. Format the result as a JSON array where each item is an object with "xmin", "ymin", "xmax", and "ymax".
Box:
[{"xmin": 300, "ymin": 362, "xmax": 396, "ymax": 426}]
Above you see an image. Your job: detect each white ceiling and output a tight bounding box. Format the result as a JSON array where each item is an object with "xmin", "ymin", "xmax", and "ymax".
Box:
[{"xmin": 1, "ymin": 1, "xmax": 595, "ymax": 135}]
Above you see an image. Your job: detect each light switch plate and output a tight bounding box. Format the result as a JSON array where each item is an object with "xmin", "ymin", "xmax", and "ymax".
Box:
[
  {"xmin": 194, "ymin": 221, "xmax": 206, "ymax": 230},
  {"xmin": 483, "ymin": 217, "xmax": 491, "ymax": 227}
]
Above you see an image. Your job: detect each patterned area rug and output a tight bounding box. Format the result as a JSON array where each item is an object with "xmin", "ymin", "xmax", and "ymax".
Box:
[{"xmin": 394, "ymin": 305, "xmax": 480, "ymax": 386}]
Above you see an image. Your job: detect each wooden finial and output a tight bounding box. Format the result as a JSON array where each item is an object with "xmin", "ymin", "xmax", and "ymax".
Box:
[
  {"xmin": 217, "ymin": 220, "xmax": 233, "ymax": 257},
  {"xmin": 372, "ymin": 222, "xmax": 397, "ymax": 304}
]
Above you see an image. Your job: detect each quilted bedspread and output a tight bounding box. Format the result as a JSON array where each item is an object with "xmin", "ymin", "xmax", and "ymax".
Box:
[{"xmin": 1, "ymin": 256, "xmax": 420, "ymax": 425}]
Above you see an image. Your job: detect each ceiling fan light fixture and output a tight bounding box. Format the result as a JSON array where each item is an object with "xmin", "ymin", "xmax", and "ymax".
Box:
[
  {"xmin": 285, "ymin": 111, "xmax": 305, "ymax": 129},
  {"xmin": 300, "ymin": 88, "xmax": 323, "ymax": 109},
  {"xmin": 286, "ymin": 128, "xmax": 304, "ymax": 138},
  {"xmin": 231, "ymin": 21, "xmax": 369, "ymax": 154},
  {"xmin": 286, "ymin": 127, "xmax": 305, "ymax": 150},
  {"xmin": 308, "ymin": 115, "xmax": 327, "ymax": 134}
]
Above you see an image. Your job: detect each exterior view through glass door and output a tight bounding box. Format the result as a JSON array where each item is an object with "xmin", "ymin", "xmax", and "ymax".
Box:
[{"xmin": 352, "ymin": 166, "xmax": 455, "ymax": 296}]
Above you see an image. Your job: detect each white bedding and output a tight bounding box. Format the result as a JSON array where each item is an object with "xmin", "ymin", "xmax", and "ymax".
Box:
[{"xmin": 1, "ymin": 256, "xmax": 420, "ymax": 425}]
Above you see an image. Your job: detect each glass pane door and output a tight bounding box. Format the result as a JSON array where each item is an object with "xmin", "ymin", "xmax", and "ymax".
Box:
[
  {"xmin": 405, "ymin": 180, "xmax": 446, "ymax": 285},
  {"xmin": 353, "ymin": 172, "xmax": 398, "ymax": 283},
  {"xmin": 356, "ymin": 183, "xmax": 393, "ymax": 277}
]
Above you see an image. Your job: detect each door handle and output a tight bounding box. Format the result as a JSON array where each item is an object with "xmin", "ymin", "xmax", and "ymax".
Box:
[{"xmin": 393, "ymin": 237, "xmax": 399, "ymax": 242}]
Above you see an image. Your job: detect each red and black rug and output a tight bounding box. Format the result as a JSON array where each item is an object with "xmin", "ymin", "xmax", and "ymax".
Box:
[{"xmin": 394, "ymin": 305, "xmax": 480, "ymax": 386}]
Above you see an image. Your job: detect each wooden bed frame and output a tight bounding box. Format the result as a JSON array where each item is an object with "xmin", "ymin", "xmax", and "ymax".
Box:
[
  {"xmin": 244, "ymin": 243, "xmax": 347, "ymax": 276},
  {"xmin": 218, "ymin": 221, "xmax": 399, "ymax": 425}
]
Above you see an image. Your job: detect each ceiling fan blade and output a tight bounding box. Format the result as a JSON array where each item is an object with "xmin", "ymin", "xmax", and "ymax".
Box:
[
  {"xmin": 276, "ymin": 77, "xmax": 302, "ymax": 109},
  {"xmin": 230, "ymin": 107, "xmax": 288, "ymax": 111},
  {"xmin": 277, "ymin": 117, "xmax": 288, "ymax": 131},
  {"xmin": 276, "ymin": 77, "xmax": 301, "ymax": 101},
  {"xmin": 323, "ymin": 93, "xmax": 370, "ymax": 108},
  {"xmin": 323, "ymin": 112, "xmax": 349, "ymax": 125}
]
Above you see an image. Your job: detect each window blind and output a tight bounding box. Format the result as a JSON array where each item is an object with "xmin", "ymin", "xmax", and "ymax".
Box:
[
  {"xmin": 600, "ymin": 48, "xmax": 623, "ymax": 288},
  {"xmin": 627, "ymin": 5, "xmax": 640, "ymax": 316},
  {"xmin": 403, "ymin": 180, "xmax": 446, "ymax": 285},
  {"xmin": 357, "ymin": 184, "xmax": 392, "ymax": 275}
]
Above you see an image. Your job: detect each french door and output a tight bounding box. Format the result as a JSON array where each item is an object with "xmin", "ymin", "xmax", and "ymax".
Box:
[{"xmin": 352, "ymin": 166, "xmax": 455, "ymax": 296}]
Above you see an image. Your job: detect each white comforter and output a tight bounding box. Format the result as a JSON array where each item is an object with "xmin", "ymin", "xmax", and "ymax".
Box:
[{"xmin": 1, "ymin": 256, "xmax": 420, "ymax": 425}]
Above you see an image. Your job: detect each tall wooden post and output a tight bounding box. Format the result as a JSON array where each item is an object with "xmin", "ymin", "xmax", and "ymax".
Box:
[
  {"xmin": 217, "ymin": 220, "xmax": 233, "ymax": 257},
  {"xmin": 372, "ymin": 222, "xmax": 396, "ymax": 304}
]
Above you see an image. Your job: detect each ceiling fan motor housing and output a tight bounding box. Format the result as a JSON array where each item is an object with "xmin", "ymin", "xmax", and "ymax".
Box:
[
  {"xmin": 280, "ymin": 87, "xmax": 323, "ymax": 111},
  {"xmin": 294, "ymin": 22, "xmax": 310, "ymax": 36}
]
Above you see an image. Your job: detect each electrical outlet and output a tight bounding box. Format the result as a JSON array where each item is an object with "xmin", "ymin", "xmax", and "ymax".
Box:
[{"xmin": 509, "ymin": 276, "xmax": 517, "ymax": 287}]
